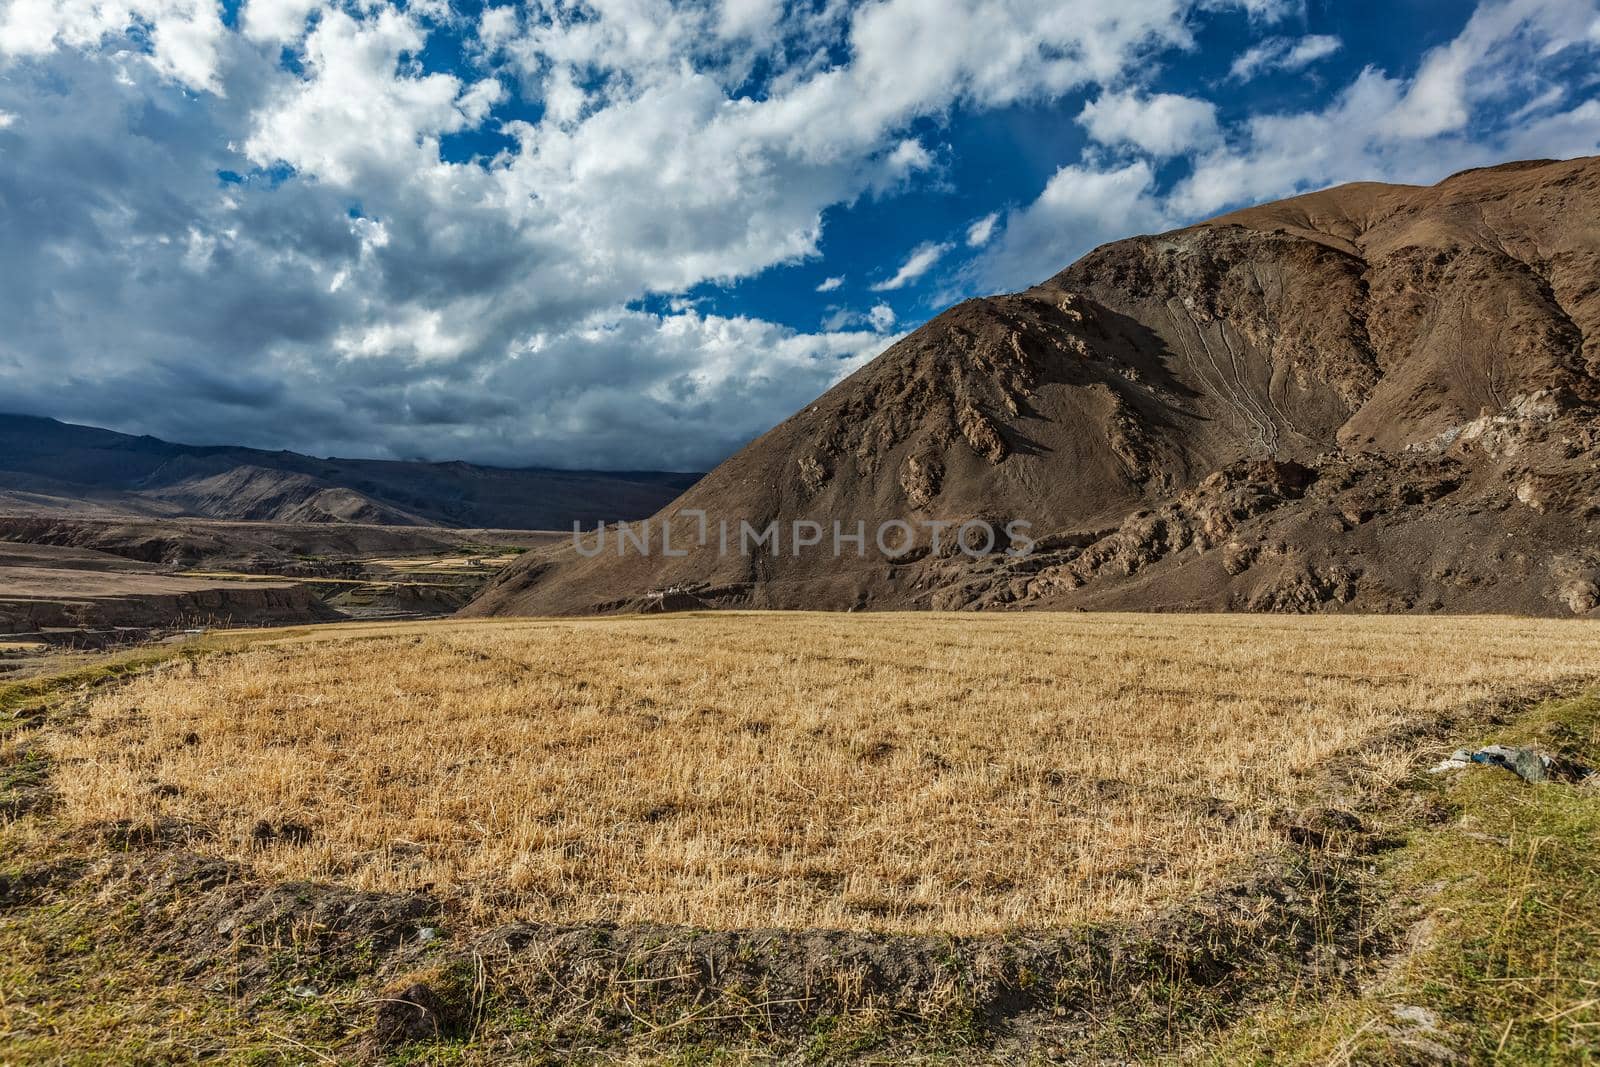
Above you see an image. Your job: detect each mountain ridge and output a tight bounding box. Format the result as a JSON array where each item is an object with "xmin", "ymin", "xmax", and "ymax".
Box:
[{"xmin": 0, "ymin": 414, "xmax": 701, "ymax": 530}]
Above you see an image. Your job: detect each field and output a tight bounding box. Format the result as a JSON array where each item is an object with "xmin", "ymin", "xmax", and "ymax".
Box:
[
  {"xmin": 0, "ymin": 522, "xmax": 556, "ymax": 687},
  {"xmin": 46, "ymin": 612, "xmax": 1600, "ymax": 935}
]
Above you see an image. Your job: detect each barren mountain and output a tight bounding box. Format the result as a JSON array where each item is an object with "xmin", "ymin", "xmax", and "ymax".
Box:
[
  {"xmin": 0, "ymin": 415, "xmax": 700, "ymax": 530},
  {"xmin": 470, "ymin": 156, "xmax": 1600, "ymax": 618}
]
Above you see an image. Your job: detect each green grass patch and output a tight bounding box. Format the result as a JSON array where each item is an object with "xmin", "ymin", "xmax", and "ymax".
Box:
[
  {"xmin": 0, "ymin": 645, "xmax": 203, "ymax": 725},
  {"xmin": 1193, "ymin": 692, "xmax": 1600, "ymax": 1065}
]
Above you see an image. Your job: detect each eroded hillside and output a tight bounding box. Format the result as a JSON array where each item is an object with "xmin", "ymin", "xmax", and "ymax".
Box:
[{"xmin": 471, "ymin": 156, "xmax": 1600, "ymax": 618}]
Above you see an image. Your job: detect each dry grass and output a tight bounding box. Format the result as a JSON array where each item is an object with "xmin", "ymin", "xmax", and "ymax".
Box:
[{"xmin": 48, "ymin": 612, "xmax": 1600, "ymax": 934}]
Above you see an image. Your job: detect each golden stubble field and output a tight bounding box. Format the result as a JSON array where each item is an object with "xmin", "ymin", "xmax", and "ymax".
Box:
[{"xmin": 47, "ymin": 612, "xmax": 1600, "ymax": 934}]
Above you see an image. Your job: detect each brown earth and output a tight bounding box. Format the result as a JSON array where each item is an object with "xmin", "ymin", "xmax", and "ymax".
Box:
[
  {"xmin": 0, "ymin": 543, "xmax": 338, "ymax": 635},
  {"xmin": 471, "ymin": 156, "xmax": 1600, "ymax": 619},
  {"xmin": 0, "ymin": 513, "xmax": 560, "ymax": 570}
]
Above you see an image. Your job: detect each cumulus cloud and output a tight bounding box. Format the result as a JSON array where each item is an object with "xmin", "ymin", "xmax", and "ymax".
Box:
[
  {"xmin": 8, "ymin": 0, "xmax": 1233, "ymax": 467},
  {"xmin": 0, "ymin": 0, "xmax": 227, "ymax": 90},
  {"xmin": 815, "ymin": 275, "xmax": 845, "ymax": 292},
  {"xmin": 1078, "ymin": 91, "xmax": 1220, "ymax": 157},
  {"xmin": 1, "ymin": 0, "xmax": 1596, "ymax": 471},
  {"xmin": 241, "ymin": 0, "xmax": 321, "ymax": 45},
  {"xmin": 244, "ymin": 8, "xmax": 503, "ymax": 185},
  {"xmin": 717, "ymin": 0, "xmax": 781, "ymax": 42},
  {"xmin": 871, "ymin": 241, "xmax": 953, "ymax": 291},
  {"xmin": 1229, "ymin": 34, "xmax": 1342, "ymax": 81},
  {"xmin": 476, "ymin": 6, "xmax": 517, "ymax": 52}
]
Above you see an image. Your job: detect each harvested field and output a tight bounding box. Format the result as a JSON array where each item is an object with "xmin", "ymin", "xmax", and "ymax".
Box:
[{"xmin": 49, "ymin": 612, "xmax": 1600, "ymax": 934}]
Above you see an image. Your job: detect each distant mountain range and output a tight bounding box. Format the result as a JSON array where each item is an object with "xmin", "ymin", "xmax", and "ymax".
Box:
[
  {"xmin": 471, "ymin": 156, "xmax": 1600, "ymax": 618},
  {"xmin": 0, "ymin": 414, "xmax": 700, "ymax": 530}
]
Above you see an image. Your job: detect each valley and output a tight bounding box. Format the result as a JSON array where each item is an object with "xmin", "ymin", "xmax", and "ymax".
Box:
[
  {"xmin": 4, "ymin": 155, "xmax": 1600, "ymax": 1063},
  {"xmin": 6, "ymin": 0, "xmax": 1599, "ymax": 1057}
]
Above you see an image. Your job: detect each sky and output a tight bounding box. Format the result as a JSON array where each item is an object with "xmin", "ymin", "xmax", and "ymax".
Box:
[{"xmin": 1, "ymin": 0, "xmax": 1598, "ymax": 471}]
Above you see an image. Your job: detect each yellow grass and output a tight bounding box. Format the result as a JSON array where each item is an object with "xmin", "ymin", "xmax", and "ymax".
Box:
[
  {"xmin": 48, "ymin": 612, "xmax": 1600, "ymax": 934},
  {"xmin": 363, "ymin": 552, "xmax": 524, "ymax": 570}
]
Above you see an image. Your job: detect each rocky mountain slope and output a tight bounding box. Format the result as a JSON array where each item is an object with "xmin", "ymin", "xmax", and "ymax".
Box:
[
  {"xmin": 0, "ymin": 415, "xmax": 700, "ymax": 530},
  {"xmin": 470, "ymin": 156, "xmax": 1600, "ymax": 618}
]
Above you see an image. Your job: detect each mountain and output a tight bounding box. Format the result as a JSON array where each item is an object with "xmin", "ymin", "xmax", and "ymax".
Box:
[
  {"xmin": 0, "ymin": 415, "xmax": 700, "ymax": 530},
  {"xmin": 469, "ymin": 155, "xmax": 1600, "ymax": 618}
]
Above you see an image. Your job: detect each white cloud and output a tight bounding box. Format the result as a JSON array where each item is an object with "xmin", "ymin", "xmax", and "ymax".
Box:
[
  {"xmin": 1208, "ymin": 0, "xmax": 1302, "ymax": 21},
  {"xmin": 717, "ymin": 0, "xmax": 781, "ymax": 42},
  {"xmin": 1503, "ymin": 98, "xmax": 1600, "ymax": 160},
  {"xmin": 965, "ymin": 212, "xmax": 999, "ymax": 247},
  {"xmin": 873, "ymin": 137, "xmax": 936, "ymax": 190},
  {"xmin": 0, "ymin": 109, "xmax": 16, "ymax": 129},
  {"xmin": 1177, "ymin": 0, "xmax": 1600, "ymax": 219},
  {"xmin": 241, "ymin": 0, "xmax": 320, "ymax": 45},
  {"xmin": 819, "ymin": 307, "xmax": 855, "ymax": 331},
  {"xmin": 968, "ymin": 161, "xmax": 1171, "ymax": 292},
  {"xmin": 335, "ymin": 308, "xmax": 472, "ymax": 364},
  {"xmin": 1386, "ymin": 0, "xmax": 1594, "ymax": 141},
  {"xmin": 820, "ymin": 301, "xmax": 901, "ymax": 334},
  {"xmin": 0, "ymin": 0, "xmax": 227, "ymax": 91},
  {"xmin": 1078, "ymin": 90, "xmax": 1220, "ymax": 157},
  {"xmin": 476, "ymin": 6, "xmax": 516, "ymax": 52},
  {"xmin": 1229, "ymin": 33, "xmax": 1342, "ymax": 81},
  {"xmin": 1508, "ymin": 84, "xmax": 1566, "ymax": 122},
  {"xmin": 477, "ymin": 307, "xmax": 891, "ymax": 467},
  {"xmin": 244, "ymin": 9, "xmax": 500, "ymax": 184},
  {"xmin": 816, "ymin": 275, "xmax": 844, "ymax": 292},
  {"xmin": 1, "ymin": 0, "xmax": 1595, "ymax": 472},
  {"xmin": 1231, "ymin": 34, "xmax": 1341, "ymax": 81},
  {"xmin": 871, "ymin": 240, "xmax": 953, "ymax": 291},
  {"xmin": 1286, "ymin": 34, "xmax": 1343, "ymax": 66}
]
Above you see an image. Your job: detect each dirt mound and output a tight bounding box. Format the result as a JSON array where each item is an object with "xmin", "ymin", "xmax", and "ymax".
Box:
[
  {"xmin": 24, "ymin": 841, "xmax": 1368, "ymax": 1058},
  {"xmin": 471, "ymin": 155, "xmax": 1600, "ymax": 618}
]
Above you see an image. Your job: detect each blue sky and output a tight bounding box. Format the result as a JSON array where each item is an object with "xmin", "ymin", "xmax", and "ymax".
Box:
[{"xmin": 1, "ymin": 0, "xmax": 1598, "ymax": 470}]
